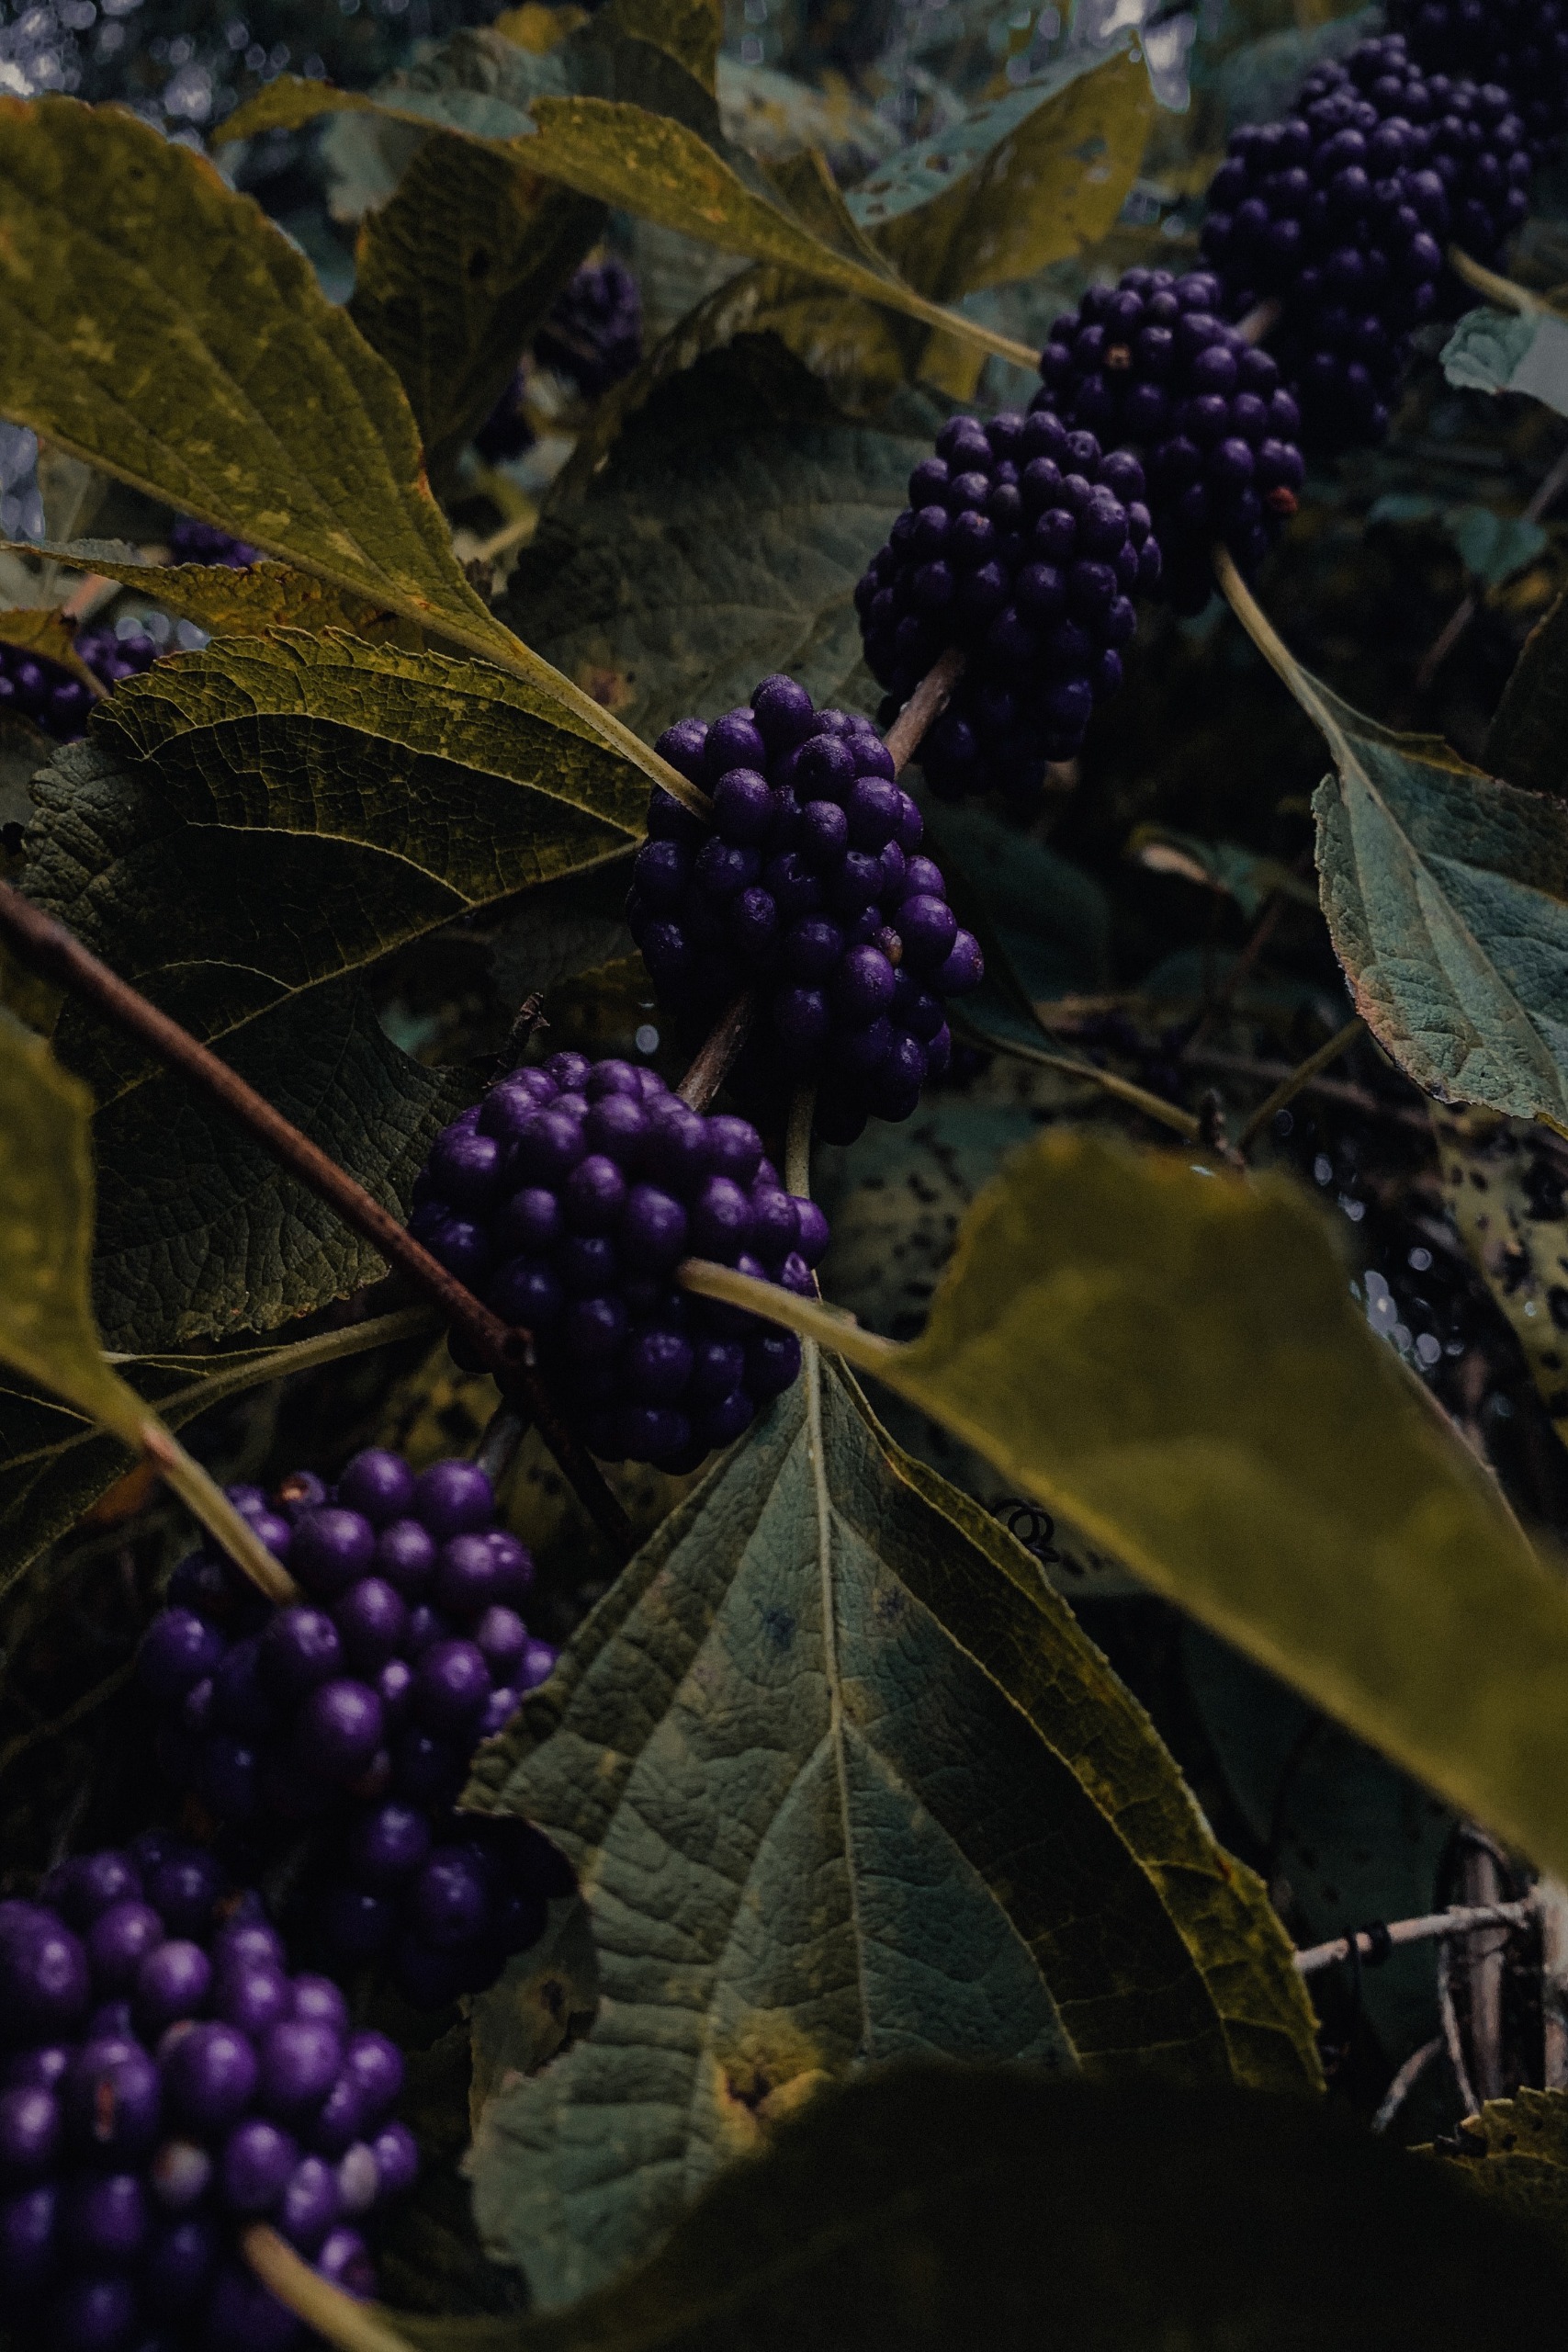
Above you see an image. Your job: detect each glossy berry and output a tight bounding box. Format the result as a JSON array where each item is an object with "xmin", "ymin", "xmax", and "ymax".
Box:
[
  {"xmin": 628, "ymin": 693, "xmax": 982, "ymax": 1119},
  {"xmin": 1387, "ymin": 0, "xmax": 1568, "ymax": 156},
  {"xmin": 857, "ymin": 410, "xmax": 1154, "ymax": 787},
  {"xmin": 0, "ymin": 623, "xmax": 159, "ymax": 744},
  {"xmin": 1201, "ymin": 35, "xmax": 1531, "ymax": 450},
  {"xmin": 167, "ymin": 516, "xmax": 258, "ymax": 567},
  {"xmin": 139, "ymin": 1453, "xmax": 563, "ymax": 2008},
  {"xmin": 413, "ymin": 1057, "xmax": 821, "ymax": 1460},
  {"xmin": 1034, "ymin": 271, "xmax": 1300, "ymax": 612},
  {"xmin": 0, "ymin": 1839, "xmax": 416, "ymax": 2345}
]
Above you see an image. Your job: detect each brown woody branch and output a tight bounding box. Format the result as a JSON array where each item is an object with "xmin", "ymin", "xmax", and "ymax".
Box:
[{"xmin": 0, "ymin": 882, "xmax": 636, "ymax": 1562}]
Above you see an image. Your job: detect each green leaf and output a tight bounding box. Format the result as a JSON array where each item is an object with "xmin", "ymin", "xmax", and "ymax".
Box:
[
  {"xmin": 1441, "ymin": 303, "xmax": 1568, "ymax": 419},
  {"xmin": 25, "ymin": 629, "xmax": 646, "ymax": 1107},
  {"xmin": 463, "ymin": 1350, "xmax": 1318, "ymax": 2307},
  {"xmin": 87, "ymin": 975, "xmax": 461, "ymax": 1349},
  {"xmin": 1226, "ymin": 566, "xmax": 1568, "ymax": 1129},
  {"xmin": 0, "ymin": 606, "xmax": 98, "ymax": 692},
  {"xmin": 1433, "ymin": 1107, "xmax": 1568, "ymax": 1444},
  {"xmin": 1425, "ymin": 2089, "xmax": 1568, "ymax": 2255},
  {"xmin": 502, "ymin": 348, "xmax": 936, "ymax": 738},
  {"xmin": 849, "ymin": 49, "xmax": 1153, "ymax": 303},
  {"xmin": 0, "ymin": 98, "xmax": 681, "ymax": 799},
  {"xmin": 1, "ymin": 538, "xmax": 423, "ymax": 647},
  {"xmin": 0, "ymin": 1306, "xmax": 433, "ymax": 1601},
  {"xmin": 389, "ymin": 2069, "xmax": 1568, "ymax": 2351},
  {"xmin": 347, "ymin": 133, "xmax": 605, "ymax": 483},
  {"xmin": 801, "ymin": 1128, "xmax": 1568, "ymax": 1885},
  {"xmin": 1486, "ymin": 585, "xmax": 1568, "ymax": 798},
  {"xmin": 216, "ymin": 28, "xmax": 1038, "ymax": 371},
  {"xmin": 1443, "ymin": 503, "xmax": 1548, "ymax": 590},
  {"xmin": 0, "ymin": 1008, "xmax": 142, "ymax": 1442}
]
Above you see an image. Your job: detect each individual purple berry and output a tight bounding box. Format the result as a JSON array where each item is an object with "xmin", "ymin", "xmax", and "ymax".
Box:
[
  {"xmin": 412, "ymin": 1641, "xmax": 491, "ymax": 1735},
  {"xmin": 1, "ymin": 1910, "xmax": 90, "ymax": 2039},
  {"xmin": 133, "ymin": 1944, "xmax": 212, "ymax": 2040},
  {"xmin": 341, "ymin": 2033, "xmax": 401, "ymax": 2126},
  {"xmin": 412, "ymin": 1461, "xmax": 494, "ymax": 1540},
  {"xmin": 369, "ymin": 2120, "xmax": 419, "ymax": 2199},
  {"xmin": 221, "ymin": 2118, "xmax": 299, "ymax": 2214},
  {"xmin": 85, "ymin": 1901, "xmax": 164, "ymax": 1994},
  {"xmin": 278, "ymin": 2154, "xmax": 339, "ymax": 2252},
  {"xmin": 62, "ymin": 2168, "xmax": 147, "ymax": 2262},
  {"xmin": 295, "ymin": 1681, "xmax": 383, "ymax": 1781},
  {"xmin": 162, "ymin": 2023, "xmax": 256, "ymax": 2132},
  {"xmin": 344, "ymin": 1802, "xmax": 432, "ymax": 1890},
  {"xmin": 48, "ymin": 2270, "xmax": 139, "ymax": 2352},
  {"xmin": 0, "ymin": 2084, "xmax": 61, "ymax": 2179},
  {"xmin": 335, "ymin": 1448, "xmax": 417, "ymax": 1526},
  {"xmin": 143, "ymin": 2211, "xmax": 219, "ymax": 2313},
  {"xmin": 137, "ymin": 1612, "xmax": 226, "ymax": 1706},
  {"xmin": 256, "ymin": 2019, "xmax": 343, "ymax": 2120},
  {"xmin": 410, "ymin": 1850, "xmax": 489, "ymax": 1949},
  {"xmin": 211, "ymin": 1959, "xmax": 291, "ymax": 2041},
  {"xmin": 332, "ymin": 1580, "xmax": 408, "ymax": 1674},
  {"xmin": 289, "ymin": 1510, "xmax": 376, "ymax": 1601},
  {"xmin": 143, "ymin": 1851, "xmax": 226, "ymax": 1942},
  {"xmin": 0, "ymin": 2179, "xmax": 58, "ymax": 2295},
  {"xmin": 316, "ymin": 2223, "xmax": 375, "ymax": 2298}
]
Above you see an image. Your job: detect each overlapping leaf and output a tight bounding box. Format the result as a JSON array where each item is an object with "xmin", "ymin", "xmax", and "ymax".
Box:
[
  {"xmin": 465, "ymin": 1350, "xmax": 1317, "ymax": 2307},
  {"xmin": 1432, "ymin": 1108, "xmax": 1568, "ymax": 1444},
  {"xmin": 27, "ymin": 631, "xmax": 646, "ymax": 1104},
  {"xmin": 0, "ymin": 538, "xmax": 420, "ymax": 646},
  {"xmin": 781, "ymin": 1129, "xmax": 1568, "ymax": 1883},
  {"xmin": 1486, "ymin": 585, "xmax": 1568, "ymax": 798},
  {"xmin": 348, "ymin": 134, "xmax": 605, "ymax": 483},
  {"xmin": 391, "ymin": 2071, "xmax": 1568, "ymax": 2352},
  {"xmin": 0, "ymin": 606, "xmax": 99, "ymax": 691},
  {"xmin": 502, "ymin": 348, "xmax": 934, "ymax": 735},
  {"xmin": 1425, "ymin": 2089, "xmax": 1568, "ymax": 2252},
  {"xmin": 0, "ymin": 97, "xmax": 681, "ymax": 796},
  {"xmin": 1230, "ymin": 576, "xmax": 1568, "ymax": 1128}
]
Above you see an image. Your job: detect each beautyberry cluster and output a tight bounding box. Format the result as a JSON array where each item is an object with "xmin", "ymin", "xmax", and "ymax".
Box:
[
  {"xmin": 1388, "ymin": 0, "xmax": 1568, "ymax": 157},
  {"xmin": 626, "ymin": 681, "xmax": 983, "ymax": 1125},
  {"xmin": 1201, "ymin": 35, "xmax": 1531, "ymax": 448},
  {"xmin": 167, "ymin": 520, "xmax": 258, "ymax": 569},
  {"xmin": 0, "ymin": 1834, "xmax": 415, "ymax": 2352},
  {"xmin": 1034, "ymin": 268, "xmax": 1303, "ymax": 613},
  {"xmin": 855, "ymin": 410, "xmax": 1156, "ymax": 792},
  {"xmin": 476, "ymin": 258, "xmax": 643, "ymax": 459},
  {"xmin": 138, "ymin": 1453, "xmax": 563, "ymax": 2007},
  {"xmin": 412, "ymin": 1052, "xmax": 821, "ymax": 1466},
  {"xmin": 0, "ymin": 625, "xmax": 158, "ymax": 743}
]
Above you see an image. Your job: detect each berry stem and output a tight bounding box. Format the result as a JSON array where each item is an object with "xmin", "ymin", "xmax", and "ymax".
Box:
[
  {"xmin": 0, "ymin": 881, "xmax": 638, "ymax": 1564},
  {"xmin": 677, "ymin": 987, "xmax": 756, "ymax": 1112},
  {"xmin": 1446, "ymin": 243, "xmax": 1551, "ymax": 314},
  {"xmin": 678, "ymin": 1256, "xmax": 901, "ymax": 1372},
  {"xmin": 785, "ymin": 1083, "xmax": 817, "ymax": 1199},
  {"xmin": 1235, "ymin": 1014, "xmax": 1365, "ymax": 1154},
  {"xmin": 141, "ymin": 1422, "xmax": 299, "ymax": 1603},
  {"xmin": 885, "ymin": 644, "xmax": 967, "ymax": 775},
  {"xmin": 243, "ymin": 2226, "xmax": 416, "ymax": 2352},
  {"xmin": 1235, "ymin": 297, "xmax": 1282, "ymax": 346}
]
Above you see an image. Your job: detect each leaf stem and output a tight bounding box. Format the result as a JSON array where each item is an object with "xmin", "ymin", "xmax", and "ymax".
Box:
[
  {"xmin": 677, "ymin": 1256, "xmax": 900, "ymax": 1373},
  {"xmin": 1446, "ymin": 243, "xmax": 1551, "ymax": 315},
  {"xmin": 141, "ymin": 1422, "xmax": 299, "ymax": 1602},
  {"xmin": 242, "ymin": 2227, "xmax": 415, "ymax": 2352},
  {"xmin": 0, "ymin": 883, "xmax": 637, "ymax": 1563},
  {"xmin": 1235, "ymin": 297, "xmax": 1281, "ymax": 346},
  {"xmin": 1295, "ymin": 1896, "xmax": 1535, "ymax": 1975},
  {"xmin": 1236, "ymin": 1016, "xmax": 1364, "ymax": 1154},
  {"xmin": 956, "ymin": 1017, "xmax": 1202, "ymax": 1142}
]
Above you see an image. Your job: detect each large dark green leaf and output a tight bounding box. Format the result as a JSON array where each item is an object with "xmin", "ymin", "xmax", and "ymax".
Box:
[
  {"xmin": 348, "ymin": 134, "xmax": 605, "ymax": 483},
  {"xmin": 388, "ymin": 2068, "xmax": 1568, "ymax": 2351},
  {"xmin": 731, "ymin": 1129, "xmax": 1568, "ymax": 1884},
  {"xmin": 463, "ymin": 1349, "xmax": 1317, "ymax": 2307},
  {"xmin": 1225, "ymin": 564, "xmax": 1568, "ymax": 1129},
  {"xmin": 25, "ymin": 631, "xmax": 645, "ymax": 1105},
  {"xmin": 502, "ymin": 348, "xmax": 934, "ymax": 737}
]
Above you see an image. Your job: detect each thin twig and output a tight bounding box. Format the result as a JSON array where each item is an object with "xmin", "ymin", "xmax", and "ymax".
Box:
[
  {"xmin": 1438, "ymin": 1928, "xmax": 1482, "ymax": 2119},
  {"xmin": 677, "ymin": 989, "xmax": 755, "ymax": 1112},
  {"xmin": 677, "ymin": 1256, "xmax": 900, "ymax": 1374},
  {"xmin": 785, "ymin": 1082, "xmax": 817, "ymax": 1201},
  {"xmin": 0, "ymin": 883, "xmax": 637, "ymax": 1563},
  {"xmin": 1180, "ymin": 895, "xmax": 1287, "ymax": 1060},
  {"xmin": 956, "ymin": 1017, "xmax": 1202, "ymax": 1142},
  {"xmin": 1459, "ymin": 1835, "xmax": 1509, "ymax": 2104},
  {"xmin": 1295, "ymin": 1898, "xmax": 1534, "ymax": 1975},
  {"xmin": 1447, "ymin": 243, "xmax": 1551, "ymax": 315},
  {"xmin": 886, "ymin": 645, "xmax": 966, "ymax": 775},
  {"xmin": 1237, "ymin": 1015, "xmax": 1365, "ymax": 1154},
  {"xmin": 243, "ymin": 2228, "xmax": 414, "ymax": 2352},
  {"xmin": 1372, "ymin": 2034, "xmax": 1443, "ymax": 2134},
  {"xmin": 1417, "ymin": 438, "xmax": 1568, "ymax": 690}
]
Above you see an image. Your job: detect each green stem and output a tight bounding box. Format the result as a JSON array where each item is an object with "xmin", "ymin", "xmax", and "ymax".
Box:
[
  {"xmin": 785, "ymin": 1082, "xmax": 817, "ymax": 1200},
  {"xmin": 141, "ymin": 1422, "xmax": 298, "ymax": 1602},
  {"xmin": 1447, "ymin": 244, "xmax": 1552, "ymax": 316},
  {"xmin": 243, "ymin": 2228, "xmax": 415, "ymax": 2352},
  {"xmin": 957, "ymin": 1018, "xmax": 1202, "ymax": 1144},
  {"xmin": 678, "ymin": 1256, "xmax": 901, "ymax": 1375},
  {"xmin": 1237, "ymin": 1016, "xmax": 1365, "ymax": 1155}
]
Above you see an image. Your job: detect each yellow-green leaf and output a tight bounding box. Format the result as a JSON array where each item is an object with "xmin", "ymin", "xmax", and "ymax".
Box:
[
  {"xmin": 0, "ymin": 98, "xmax": 684, "ymax": 801},
  {"xmin": 1, "ymin": 538, "xmax": 419, "ymax": 646},
  {"xmin": 710, "ymin": 1128, "xmax": 1568, "ymax": 1883},
  {"xmin": 0, "ymin": 1009, "xmax": 144, "ymax": 1443},
  {"xmin": 0, "ymin": 605, "xmax": 99, "ymax": 693}
]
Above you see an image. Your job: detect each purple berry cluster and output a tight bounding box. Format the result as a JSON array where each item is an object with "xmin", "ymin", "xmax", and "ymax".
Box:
[
  {"xmin": 1388, "ymin": 0, "xmax": 1568, "ymax": 157},
  {"xmin": 0, "ymin": 1834, "xmax": 415, "ymax": 2352},
  {"xmin": 139, "ymin": 1453, "xmax": 563, "ymax": 2007},
  {"xmin": 412, "ymin": 1051, "xmax": 821, "ymax": 1466},
  {"xmin": 1201, "ymin": 35, "xmax": 1531, "ymax": 448},
  {"xmin": 167, "ymin": 519, "xmax": 258, "ymax": 569},
  {"xmin": 856, "ymin": 410, "xmax": 1156, "ymax": 795},
  {"xmin": 1033, "ymin": 269, "xmax": 1303, "ymax": 616},
  {"xmin": 534, "ymin": 257, "xmax": 643, "ymax": 401},
  {"xmin": 476, "ymin": 257, "xmax": 643, "ymax": 460},
  {"xmin": 626, "ymin": 684, "xmax": 983, "ymax": 1124},
  {"xmin": 0, "ymin": 625, "xmax": 158, "ymax": 744}
]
